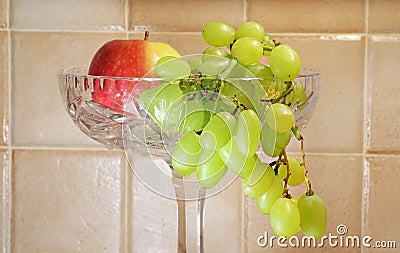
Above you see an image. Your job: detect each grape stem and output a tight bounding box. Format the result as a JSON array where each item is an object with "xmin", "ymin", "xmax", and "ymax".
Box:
[
  {"xmin": 273, "ymin": 153, "xmax": 283, "ymax": 175},
  {"xmin": 275, "ymin": 81, "xmax": 294, "ymax": 103},
  {"xmin": 281, "ymin": 149, "xmax": 291, "ymax": 199},
  {"xmin": 231, "ymin": 96, "xmax": 248, "ymax": 116},
  {"xmin": 176, "ymin": 75, "xmax": 250, "ymax": 117},
  {"xmin": 292, "ymin": 126, "xmax": 314, "ymax": 196},
  {"xmin": 269, "ymin": 160, "xmax": 277, "ymax": 168},
  {"xmin": 260, "ymin": 81, "xmax": 294, "ymax": 104},
  {"xmin": 273, "ymin": 39, "xmax": 281, "ymax": 46}
]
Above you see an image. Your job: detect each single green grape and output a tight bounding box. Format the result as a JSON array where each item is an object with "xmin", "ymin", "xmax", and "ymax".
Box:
[
  {"xmin": 265, "ymin": 103, "xmax": 295, "ymax": 133},
  {"xmin": 236, "ymin": 109, "xmax": 261, "ymax": 156},
  {"xmin": 296, "ymin": 86, "xmax": 308, "ymax": 110},
  {"xmin": 235, "ymin": 21, "xmax": 265, "ymax": 41},
  {"xmin": 256, "ymin": 175, "xmax": 284, "ymax": 214},
  {"xmin": 200, "ymin": 112, "xmax": 236, "ymax": 152},
  {"xmin": 180, "ymin": 110, "xmax": 210, "ymax": 134},
  {"xmin": 139, "ymin": 82, "xmax": 183, "ymax": 128},
  {"xmin": 155, "ymin": 56, "xmax": 191, "ymax": 80},
  {"xmin": 290, "ymin": 195, "xmax": 301, "ymax": 234},
  {"xmin": 262, "ymin": 33, "xmax": 276, "ymax": 56},
  {"xmin": 156, "ymin": 55, "xmax": 176, "ymax": 65},
  {"xmin": 284, "ymin": 82, "xmax": 308, "ymax": 109},
  {"xmin": 177, "ymin": 99, "xmax": 210, "ymax": 134},
  {"xmin": 231, "ymin": 37, "xmax": 263, "ymax": 66},
  {"xmin": 261, "ymin": 122, "xmax": 291, "ymax": 157},
  {"xmin": 220, "ymin": 82, "xmax": 257, "ymax": 112},
  {"xmin": 278, "ymin": 156, "xmax": 305, "ymax": 187},
  {"xmin": 198, "ymin": 56, "xmax": 232, "ymax": 76},
  {"xmin": 163, "ymin": 94, "xmax": 209, "ymax": 134},
  {"xmin": 261, "ymin": 79, "xmax": 287, "ymax": 100},
  {"xmin": 270, "ymin": 44, "xmax": 301, "ymax": 81},
  {"xmin": 218, "ymin": 136, "xmax": 256, "ymax": 179},
  {"xmin": 242, "ymin": 160, "xmax": 274, "ymax": 199},
  {"xmin": 202, "ymin": 21, "xmax": 236, "ymax": 47},
  {"xmin": 196, "ymin": 151, "xmax": 227, "ymax": 189},
  {"xmin": 187, "ymin": 55, "xmax": 203, "ymax": 73},
  {"xmin": 270, "ymin": 198, "xmax": 301, "ymax": 237},
  {"xmin": 203, "ymin": 46, "xmax": 232, "ymax": 59},
  {"xmin": 298, "ymin": 194, "xmax": 327, "ymax": 238},
  {"xmin": 172, "ymin": 131, "xmax": 202, "ymax": 177},
  {"xmin": 246, "ymin": 63, "xmax": 273, "ymax": 78}
]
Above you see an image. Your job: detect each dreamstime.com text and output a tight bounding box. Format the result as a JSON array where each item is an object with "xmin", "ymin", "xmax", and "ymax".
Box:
[{"xmin": 257, "ymin": 224, "xmax": 396, "ymax": 249}]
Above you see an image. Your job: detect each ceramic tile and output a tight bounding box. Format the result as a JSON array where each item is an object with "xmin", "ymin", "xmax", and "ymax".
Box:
[
  {"xmin": 127, "ymin": 154, "xmax": 242, "ymax": 252},
  {"xmin": 129, "ymin": 0, "xmax": 244, "ymax": 32},
  {"xmin": 128, "ymin": 155, "xmax": 177, "ymax": 253},
  {"xmin": 364, "ymin": 156, "xmax": 400, "ymax": 252},
  {"xmin": 248, "ymin": 0, "xmax": 365, "ymax": 33},
  {"xmin": 369, "ymin": 0, "xmax": 400, "ymax": 34},
  {"xmin": 279, "ymin": 35, "xmax": 365, "ymax": 153},
  {"xmin": 0, "ymin": 31, "xmax": 8, "ymax": 145},
  {"xmin": 246, "ymin": 154, "xmax": 362, "ymax": 252},
  {"xmin": 11, "ymin": 149, "xmax": 126, "ymax": 253},
  {"xmin": 203, "ymin": 178, "xmax": 242, "ymax": 253},
  {"xmin": 0, "ymin": 0, "xmax": 6, "ymax": 28},
  {"xmin": 11, "ymin": 31, "xmax": 125, "ymax": 147},
  {"xmin": 10, "ymin": 0, "xmax": 126, "ymax": 30},
  {"xmin": 0, "ymin": 150, "xmax": 2, "ymax": 252},
  {"xmin": 130, "ymin": 32, "xmax": 208, "ymax": 56},
  {"xmin": 367, "ymin": 36, "xmax": 400, "ymax": 154},
  {"xmin": 0, "ymin": 150, "xmax": 10, "ymax": 252}
]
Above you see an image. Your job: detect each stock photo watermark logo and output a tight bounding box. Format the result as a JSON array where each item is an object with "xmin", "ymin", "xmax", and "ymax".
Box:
[{"xmin": 257, "ymin": 224, "xmax": 396, "ymax": 249}]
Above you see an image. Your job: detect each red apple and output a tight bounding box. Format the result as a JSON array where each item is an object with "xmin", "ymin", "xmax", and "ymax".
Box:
[{"xmin": 88, "ymin": 35, "xmax": 181, "ymax": 113}]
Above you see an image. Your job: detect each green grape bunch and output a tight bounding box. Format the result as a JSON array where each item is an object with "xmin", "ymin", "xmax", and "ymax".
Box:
[{"xmin": 137, "ymin": 21, "xmax": 326, "ymax": 239}]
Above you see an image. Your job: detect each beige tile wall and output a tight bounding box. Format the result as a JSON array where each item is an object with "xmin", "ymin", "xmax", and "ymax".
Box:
[
  {"xmin": 364, "ymin": 156, "xmax": 400, "ymax": 253},
  {"xmin": 1, "ymin": 150, "xmax": 10, "ymax": 252},
  {"xmin": 367, "ymin": 36, "xmax": 400, "ymax": 153},
  {"xmin": 0, "ymin": 0, "xmax": 399, "ymax": 252},
  {"xmin": 0, "ymin": 31, "xmax": 8, "ymax": 145},
  {"xmin": 129, "ymin": 0, "xmax": 244, "ymax": 32},
  {"xmin": 10, "ymin": 0, "xmax": 126, "ymax": 30},
  {"xmin": 11, "ymin": 31, "xmax": 125, "ymax": 147},
  {"xmin": 248, "ymin": 0, "xmax": 366, "ymax": 33},
  {"xmin": 0, "ymin": 0, "xmax": 6, "ymax": 28},
  {"xmin": 11, "ymin": 150, "xmax": 127, "ymax": 253}
]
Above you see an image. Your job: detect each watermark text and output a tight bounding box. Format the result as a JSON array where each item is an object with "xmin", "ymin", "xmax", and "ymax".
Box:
[{"xmin": 257, "ymin": 224, "xmax": 396, "ymax": 249}]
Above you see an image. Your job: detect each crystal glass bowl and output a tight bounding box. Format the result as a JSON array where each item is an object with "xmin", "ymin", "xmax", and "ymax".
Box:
[
  {"xmin": 58, "ymin": 66, "xmax": 321, "ymax": 152},
  {"xmin": 58, "ymin": 65, "xmax": 322, "ymax": 253}
]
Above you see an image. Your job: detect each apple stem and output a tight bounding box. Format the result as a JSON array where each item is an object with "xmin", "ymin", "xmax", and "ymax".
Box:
[{"xmin": 144, "ymin": 31, "xmax": 150, "ymax": 41}]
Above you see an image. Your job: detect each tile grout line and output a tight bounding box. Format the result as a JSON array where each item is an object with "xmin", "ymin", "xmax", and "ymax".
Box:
[
  {"xmin": 1, "ymin": 27, "xmax": 400, "ymax": 38},
  {"xmin": 123, "ymin": 154, "xmax": 130, "ymax": 253},
  {"xmin": 124, "ymin": 1, "xmax": 129, "ymax": 252},
  {"xmin": 125, "ymin": 160, "xmax": 133, "ymax": 253},
  {"xmin": 125, "ymin": 0, "xmax": 129, "ymax": 40},
  {"xmin": 5, "ymin": 0, "xmax": 12, "ymax": 251},
  {"xmin": 0, "ymin": 27, "xmax": 128, "ymax": 33},
  {"xmin": 7, "ymin": 146, "xmax": 110, "ymax": 151},
  {"xmin": 241, "ymin": 195, "xmax": 248, "ymax": 253},
  {"xmin": 361, "ymin": 1, "xmax": 370, "ymax": 253},
  {"xmin": 243, "ymin": 0, "xmax": 248, "ymax": 23},
  {"xmin": 4, "ymin": 145, "xmax": 400, "ymax": 157}
]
